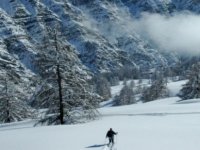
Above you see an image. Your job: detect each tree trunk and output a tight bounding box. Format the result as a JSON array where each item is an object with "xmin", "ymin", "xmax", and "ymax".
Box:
[
  {"xmin": 6, "ymin": 99, "xmax": 10, "ymax": 123},
  {"xmin": 5, "ymin": 79, "xmax": 10, "ymax": 123},
  {"xmin": 57, "ymin": 64, "xmax": 64, "ymax": 124}
]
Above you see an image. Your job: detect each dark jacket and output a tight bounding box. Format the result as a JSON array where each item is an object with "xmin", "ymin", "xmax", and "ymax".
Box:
[{"xmin": 106, "ymin": 130, "xmax": 117, "ymax": 138}]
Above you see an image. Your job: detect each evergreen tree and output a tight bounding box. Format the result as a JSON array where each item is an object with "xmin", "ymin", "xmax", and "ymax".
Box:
[
  {"xmin": 179, "ymin": 62, "xmax": 200, "ymax": 100},
  {"xmin": 130, "ymin": 80, "xmax": 135, "ymax": 88},
  {"xmin": 94, "ymin": 75, "xmax": 111, "ymax": 101},
  {"xmin": 0, "ymin": 76, "xmax": 34, "ymax": 123},
  {"xmin": 109, "ymin": 76, "xmax": 119, "ymax": 86},
  {"xmin": 33, "ymin": 28, "xmax": 99, "ymax": 125},
  {"xmin": 141, "ymin": 75, "xmax": 169, "ymax": 102},
  {"xmin": 114, "ymin": 83, "xmax": 136, "ymax": 106}
]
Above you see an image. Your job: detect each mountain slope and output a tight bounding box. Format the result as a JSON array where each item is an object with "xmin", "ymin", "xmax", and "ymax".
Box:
[
  {"xmin": 0, "ymin": 0, "xmax": 199, "ymax": 100},
  {"xmin": 0, "ymin": 0, "xmax": 181, "ymax": 74}
]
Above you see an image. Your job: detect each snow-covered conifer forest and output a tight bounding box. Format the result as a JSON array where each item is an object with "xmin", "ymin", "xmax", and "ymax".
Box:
[{"xmin": 0, "ymin": 0, "xmax": 200, "ymax": 150}]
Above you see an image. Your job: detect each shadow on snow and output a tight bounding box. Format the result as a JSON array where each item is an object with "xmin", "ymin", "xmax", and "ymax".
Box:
[{"xmin": 86, "ymin": 144, "xmax": 107, "ymax": 148}]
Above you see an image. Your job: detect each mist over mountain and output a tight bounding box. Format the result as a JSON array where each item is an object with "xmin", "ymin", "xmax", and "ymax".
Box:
[{"xmin": 0, "ymin": 0, "xmax": 200, "ymax": 100}]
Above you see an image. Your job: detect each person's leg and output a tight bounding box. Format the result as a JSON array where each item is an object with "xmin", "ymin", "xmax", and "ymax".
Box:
[
  {"xmin": 109, "ymin": 137, "xmax": 112, "ymax": 145},
  {"xmin": 111, "ymin": 137, "xmax": 114, "ymax": 144}
]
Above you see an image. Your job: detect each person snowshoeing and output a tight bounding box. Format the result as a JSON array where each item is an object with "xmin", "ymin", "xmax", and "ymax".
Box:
[{"xmin": 106, "ymin": 128, "xmax": 117, "ymax": 146}]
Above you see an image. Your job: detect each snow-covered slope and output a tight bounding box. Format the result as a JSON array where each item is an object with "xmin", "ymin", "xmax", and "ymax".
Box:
[
  {"xmin": 1, "ymin": 80, "xmax": 200, "ymax": 150},
  {"xmin": 120, "ymin": 0, "xmax": 200, "ymax": 15},
  {"xmin": 1, "ymin": 108, "xmax": 200, "ymax": 150},
  {"xmin": 0, "ymin": 0, "xmax": 200, "ymax": 76},
  {"xmin": 0, "ymin": 0, "xmax": 182, "ymax": 79},
  {"xmin": 0, "ymin": 0, "xmax": 199, "ymax": 117}
]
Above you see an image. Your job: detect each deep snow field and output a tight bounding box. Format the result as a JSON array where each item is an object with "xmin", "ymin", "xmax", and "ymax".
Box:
[{"xmin": 1, "ymin": 80, "xmax": 200, "ymax": 150}]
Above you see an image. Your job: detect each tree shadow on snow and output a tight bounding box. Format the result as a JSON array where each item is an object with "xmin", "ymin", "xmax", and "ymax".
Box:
[{"xmin": 86, "ymin": 144, "xmax": 107, "ymax": 148}]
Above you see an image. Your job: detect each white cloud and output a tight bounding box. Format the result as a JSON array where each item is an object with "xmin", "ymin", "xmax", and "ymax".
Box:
[
  {"xmin": 82, "ymin": 2, "xmax": 200, "ymax": 55},
  {"xmin": 134, "ymin": 12, "xmax": 200, "ymax": 55}
]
